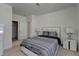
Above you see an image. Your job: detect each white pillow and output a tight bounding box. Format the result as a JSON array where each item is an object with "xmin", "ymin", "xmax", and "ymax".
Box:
[{"xmin": 37, "ymin": 31, "xmax": 43, "ymax": 35}]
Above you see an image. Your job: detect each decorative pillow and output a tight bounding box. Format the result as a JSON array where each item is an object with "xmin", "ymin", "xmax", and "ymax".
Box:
[
  {"xmin": 42, "ymin": 31, "xmax": 49, "ymax": 36},
  {"xmin": 49, "ymin": 31, "xmax": 58, "ymax": 37},
  {"xmin": 37, "ymin": 31, "xmax": 43, "ymax": 35}
]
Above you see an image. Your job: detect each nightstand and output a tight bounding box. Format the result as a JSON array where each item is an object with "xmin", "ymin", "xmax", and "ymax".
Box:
[{"xmin": 63, "ymin": 39, "xmax": 77, "ymax": 51}]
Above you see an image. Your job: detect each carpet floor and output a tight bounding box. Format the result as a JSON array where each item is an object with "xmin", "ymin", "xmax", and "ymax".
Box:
[{"xmin": 3, "ymin": 40, "xmax": 79, "ymax": 56}]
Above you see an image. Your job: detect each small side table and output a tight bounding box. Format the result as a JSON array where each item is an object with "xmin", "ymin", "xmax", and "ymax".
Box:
[{"xmin": 63, "ymin": 39, "xmax": 77, "ymax": 51}]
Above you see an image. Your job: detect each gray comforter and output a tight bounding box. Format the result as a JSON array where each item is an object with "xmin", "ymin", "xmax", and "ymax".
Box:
[{"xmin": 20, "ymin": 37, "xmax": 58, "ymax": 56}]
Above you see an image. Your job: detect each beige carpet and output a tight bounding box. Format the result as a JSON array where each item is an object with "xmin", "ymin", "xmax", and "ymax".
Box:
[{"xmin": 3, "ymin": 40, "xmax": 79, "ymax": 56}]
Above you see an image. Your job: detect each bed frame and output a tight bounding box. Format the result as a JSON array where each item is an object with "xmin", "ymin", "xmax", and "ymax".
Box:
[{"xmin": 20, "ymin": 45, "xmax": 59, "ymax": 56}]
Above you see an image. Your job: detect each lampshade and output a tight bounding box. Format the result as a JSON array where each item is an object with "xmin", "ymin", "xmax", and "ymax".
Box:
[{"xmin": 66, "ymin": 28, "xmax": 74, "ymax": 34}]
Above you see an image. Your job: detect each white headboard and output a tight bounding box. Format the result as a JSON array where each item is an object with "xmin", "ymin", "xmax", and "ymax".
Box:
[{"xmin": 41, "ymin": 27, "xmax": 61, "ymax": 37}]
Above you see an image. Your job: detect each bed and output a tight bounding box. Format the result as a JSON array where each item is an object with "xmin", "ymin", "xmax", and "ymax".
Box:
[{"xmin": 20, "ymin": 27, "xmax": 61, "ymax": 56}]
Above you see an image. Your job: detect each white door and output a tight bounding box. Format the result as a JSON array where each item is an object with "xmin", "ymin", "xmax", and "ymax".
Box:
[{"xmin": 20, "ymin": 20, "xmax": 27, "ymax": 40}]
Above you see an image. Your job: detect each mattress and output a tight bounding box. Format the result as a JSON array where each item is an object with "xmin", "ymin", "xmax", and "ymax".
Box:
[{"xmin": 20, "ymin": 37, "xmax": 58, "ymax": 56}]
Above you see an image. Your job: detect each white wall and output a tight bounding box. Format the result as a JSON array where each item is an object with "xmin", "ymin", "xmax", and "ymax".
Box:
[
  {"xmin": 26, "ymin": 15, "xmax": 32, "ymax": 38},
  {"xmin": 27, "ymin": 15, "xmax": 38, "ymax": 37},
  {"xmin": 12, "ymin": 14, "xmax": 28, "ymax": 40},
  {"xmin": 31, "ymin": 7, "xmax": 77, "ymax": 44},
  {"xmin": 0, "ymin": 4, "xmax": 12, "ymax": 49},
  {"xmin": 31, "ymin": 15, "xmax": 38, "ymax": 37},
  {"xmin": 77, "ymin": 4, "xmax": 79, "ymax": 49}
]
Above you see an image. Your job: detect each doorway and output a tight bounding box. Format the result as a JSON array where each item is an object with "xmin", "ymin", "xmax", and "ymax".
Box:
[{"xmin": 12, "ymin": 21, "xmax": 18, "ymax": 42}]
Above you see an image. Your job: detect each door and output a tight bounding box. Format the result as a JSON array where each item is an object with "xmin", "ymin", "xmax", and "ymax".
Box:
[{"xmin": 12, "ymin": 21, "xmax": 18, "ymax": 41}]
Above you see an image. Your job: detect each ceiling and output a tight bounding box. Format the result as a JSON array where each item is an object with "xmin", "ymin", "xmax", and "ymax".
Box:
[{"xmin": 8, "ymin": 3, "xmax": 77, "ymax": 16}]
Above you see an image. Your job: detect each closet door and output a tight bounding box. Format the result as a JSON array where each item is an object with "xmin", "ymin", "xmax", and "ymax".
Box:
[{"xmin": 20, "ymin": 19, "xmax": 27, "ymax": 40}]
